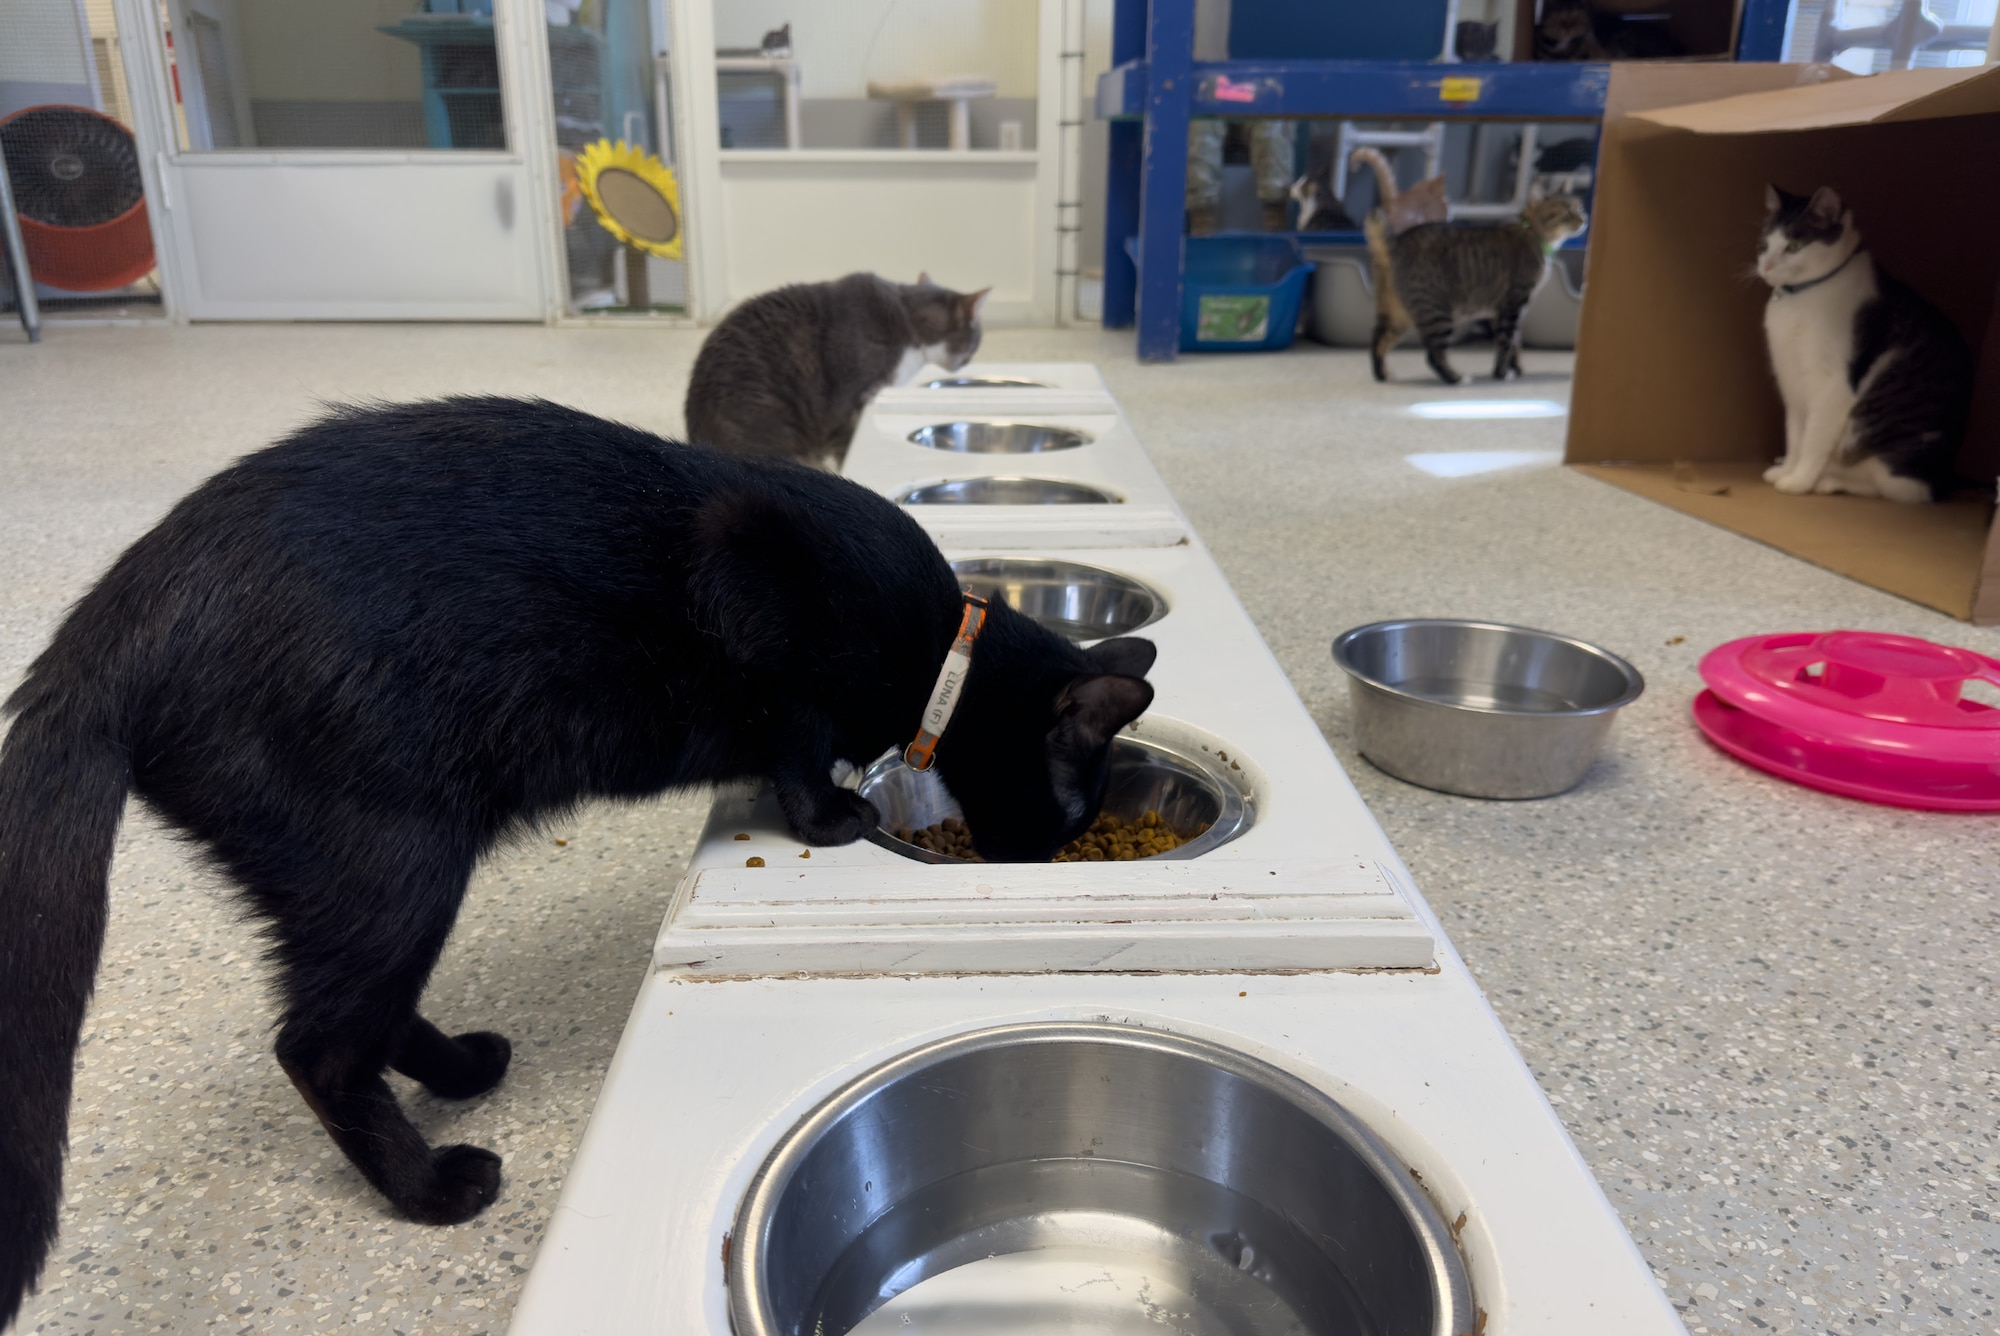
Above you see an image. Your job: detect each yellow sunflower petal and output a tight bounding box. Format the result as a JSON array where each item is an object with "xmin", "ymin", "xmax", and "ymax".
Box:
[{"xmin": 574, "ymin": 139, "xmax": 683, "ymax": 260}]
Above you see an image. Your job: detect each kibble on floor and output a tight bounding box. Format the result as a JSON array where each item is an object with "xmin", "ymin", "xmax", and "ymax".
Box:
[{"xmin": 2, "ymin": 323, "xmax": 1993, "ymax": 1335}]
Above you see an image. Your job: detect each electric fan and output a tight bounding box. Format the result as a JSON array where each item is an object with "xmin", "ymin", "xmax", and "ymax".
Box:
[{"xmin": 0, "ymin": 105, "xmax": 154, "ymax": 291}]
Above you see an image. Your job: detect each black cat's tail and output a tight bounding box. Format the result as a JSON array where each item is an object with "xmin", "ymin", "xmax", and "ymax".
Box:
[{"xmin": 0, "ymin": 693, "xmax": 131, "ymax": 1328}]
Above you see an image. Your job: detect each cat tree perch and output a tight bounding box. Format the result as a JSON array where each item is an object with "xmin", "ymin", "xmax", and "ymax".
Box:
[{"xmin": 867, "ymin": 75, "xmax": 1000, "ymax": 151}]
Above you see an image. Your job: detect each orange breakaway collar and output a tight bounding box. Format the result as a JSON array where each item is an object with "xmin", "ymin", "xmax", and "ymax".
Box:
[{"xmin": 904, "ymin": 593, "xmax": 989, "ymax": 771}]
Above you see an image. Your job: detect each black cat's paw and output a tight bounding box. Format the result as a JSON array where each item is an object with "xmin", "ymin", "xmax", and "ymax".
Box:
[
  {"xmin": 403, "ymin": 1144, "xmax": 503, "ymax": 1226},
  {"xmin": 784, "ymin": 786, "xmax": 880, "ymax": 846},
  {"xmin": 424, "ymin": 1031, "xmax": 512, "ymax": 1100}
]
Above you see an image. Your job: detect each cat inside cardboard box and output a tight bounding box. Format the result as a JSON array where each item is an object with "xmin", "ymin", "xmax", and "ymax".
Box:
[{"xmin": 1565, "ymin": 63, "xmax": 2000, "ymax": 624}]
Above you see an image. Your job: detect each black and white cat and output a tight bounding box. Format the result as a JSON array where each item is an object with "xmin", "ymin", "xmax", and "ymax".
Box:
[
  {"xmin": 0, "ymin": 398, "xmax": 1154, "ymax": 1325},
  {"xmin": 1756, "ymin": 185, "xmax": 1971, "ymax": 502},
  {"xmin": 684, "ymin": 272, "xmax": 988, "ymax": 470}
]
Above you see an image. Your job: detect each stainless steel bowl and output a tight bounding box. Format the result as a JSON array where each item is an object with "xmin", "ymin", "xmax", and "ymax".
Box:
[
  {"xmin": 1332, "ymin": 619, "xmax": 1644, "ymax": 799},
  {"xmin": 730, "ymin": 1023, "xmax": 1474, "ymax": 1336},
  {"xmin": 858, "ymin": 731, "xmax": 1251, "ymax": 863},
  {"xmin": 952, "ymin": 557, "xmax": 1164, "ymax": 640},
  {"xmin": 898, "ymin": 476, "xmax": 1120, "ymax": 506},
  {"xmin": 921, "ymin": 375, "xmax": 1055, "ymax": 389},
  {"xmin": 908, "ymin": 421, "xmax": 1089, "ymax": 453}
]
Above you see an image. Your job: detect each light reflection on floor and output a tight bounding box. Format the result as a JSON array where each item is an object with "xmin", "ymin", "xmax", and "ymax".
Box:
[
  {"xmin": 1404, "ymin": 449, "xmax": 1564, "ymax": 478},
  {"xmin": 1406, "ymin": 399, "xmax": 1567, "ymax": 420}
]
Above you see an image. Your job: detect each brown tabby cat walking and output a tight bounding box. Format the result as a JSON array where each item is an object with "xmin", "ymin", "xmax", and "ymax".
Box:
[
  {"xmin": 684, "ymin": 272, "xmax": 987, "ymax": 470},
  {"xmin": 1367, "ymin": 195, "xmax": 1587, "ymax": 385}
]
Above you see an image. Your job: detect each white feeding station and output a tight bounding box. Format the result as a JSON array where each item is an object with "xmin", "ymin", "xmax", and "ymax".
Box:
[{"xmin": 507, "ymin": 365, "xmax": 1685, "ymax": 1336}]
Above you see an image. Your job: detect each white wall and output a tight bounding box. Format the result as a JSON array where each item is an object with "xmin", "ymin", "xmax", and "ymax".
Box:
[
  {"xmin": 713, "ymin": 0, "xmax": 1038, "ymax": 99},
  {"xmin": 0, "ymin": 0, "xmax": 93, "ymax": 82}
]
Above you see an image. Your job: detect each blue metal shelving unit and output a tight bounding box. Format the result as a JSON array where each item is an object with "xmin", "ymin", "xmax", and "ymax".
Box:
[{"xmin": 1099, "ymin": 0, "xmax": 1791, "ymax": 361}]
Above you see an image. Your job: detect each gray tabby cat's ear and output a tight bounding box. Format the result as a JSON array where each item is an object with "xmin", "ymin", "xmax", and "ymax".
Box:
[
  {"xmin": 917, "ymin": 271, "xmax": 932, "ymax": 286},
  {"xmin": 966, "ymin": 287, "xmax": 991, "ymax": 319},
  {"xmin": 1763, "ymin": 182, "xmax": 1780, "ymax": 215},
  {"xmin": 1806, "ymin": 186, "xmax": 1843, "ymax": 224}
]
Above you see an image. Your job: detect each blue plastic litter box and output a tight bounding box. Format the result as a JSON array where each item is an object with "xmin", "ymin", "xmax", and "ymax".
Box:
[{"xmin": 1127, "ymin": 235, "xmax": 1315, "ymax": 352}]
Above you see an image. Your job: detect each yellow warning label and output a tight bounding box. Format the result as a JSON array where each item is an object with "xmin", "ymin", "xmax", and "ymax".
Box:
[{"xmin": 1439, "ymin": 76, "xmax": 1483, "ymax": 103}]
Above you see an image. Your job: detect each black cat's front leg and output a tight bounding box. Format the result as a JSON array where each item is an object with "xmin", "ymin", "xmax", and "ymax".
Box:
[
  {"xmin": 773, "ymin": 757, "xmax": 881, "ymax": 845},
  {"xmin": 392, "ymin": 1015, "xmax": 512, "ymax": 1100}
]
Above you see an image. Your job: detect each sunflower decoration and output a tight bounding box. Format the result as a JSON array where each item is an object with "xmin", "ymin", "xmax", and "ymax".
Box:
[{"xmin": 574, "ymin": 138, "xmax": 681, "ymax": 260}]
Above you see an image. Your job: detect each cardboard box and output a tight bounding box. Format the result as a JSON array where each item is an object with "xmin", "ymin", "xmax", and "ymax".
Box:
[{"xmin": 1568, "ymin": 63, "xmax": 2000, "ymax": 623}]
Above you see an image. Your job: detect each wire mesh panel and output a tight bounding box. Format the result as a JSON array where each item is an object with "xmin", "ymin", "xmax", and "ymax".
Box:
[
  {"xmin": 711, "ymin": 0, "xmax": 1039, "ymax": 151},
  {"xmin": 156, "ymin": 0, "xmax": 510, "ymax": 152},
  {"xmin": 1, "ymin": 0, "xmax": 161, "ymax": 310}
]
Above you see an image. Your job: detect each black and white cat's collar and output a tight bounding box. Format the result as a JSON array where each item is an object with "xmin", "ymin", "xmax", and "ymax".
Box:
[
  {"xmin": 1777, "ymin": 242, "xmax": 1860, "ymax": 297},
  {"xmin": 904, "ymin": 593, "xmax": 989, "ymax": 771}
]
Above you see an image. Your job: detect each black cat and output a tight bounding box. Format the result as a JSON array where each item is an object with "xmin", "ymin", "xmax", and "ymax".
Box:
[{"xmin": 0, "ymin": 397, "xmax": 1155, "ymax": 1325}]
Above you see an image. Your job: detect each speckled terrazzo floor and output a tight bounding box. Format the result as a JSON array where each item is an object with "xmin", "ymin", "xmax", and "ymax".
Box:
[{"xmin": 2, "ymin": 323, "xmax": 1994, "ymax": 1336}]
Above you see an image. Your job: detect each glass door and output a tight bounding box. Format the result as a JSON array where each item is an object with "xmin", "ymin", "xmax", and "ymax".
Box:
[
  {"xmin": 119, "ymin": 0, "xmax": 556, "ymax": 319},
  {"xmin": 546, "ymin": 0, "xmax": 688, "ymax": 314}
]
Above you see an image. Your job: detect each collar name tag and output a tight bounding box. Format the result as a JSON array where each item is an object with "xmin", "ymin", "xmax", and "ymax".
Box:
[{"xmin": 905, "ymin": 594, "xmax": 989, "ymax": 771}]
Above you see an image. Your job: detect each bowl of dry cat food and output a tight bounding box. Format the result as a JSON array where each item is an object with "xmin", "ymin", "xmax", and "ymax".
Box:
[
  {"xmin": 898, "ymin": 477, "xmax": 1121, "ymax": 506},
  {"xmin": 907, "ymin": 421, "xmax": 1090, "ymax": 453},
  {"xmin": 920, "ymin": 375, "xmax": 1054, "ymax": 389},
  {"xmin": 951, "ymin": 557, "xmax": 1165, "ymax": 640},
  {"xmin": 857, "ymin": 727, "xmax": 1252, "ymax": 864}
]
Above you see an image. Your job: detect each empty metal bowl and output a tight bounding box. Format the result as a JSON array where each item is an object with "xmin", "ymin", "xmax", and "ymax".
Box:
[
  {"xmin": 952, "ymin": 557, "xmax": 1164, "ymax": 640},
  {"xmin": 729, "ymin": 1023, "xmax": 1474, "ymax": 1336},
  {"xmin": 1332, "ymin": 619, "xmax": 1644, "ymax": 799},
  {"xmin": 908, "ymin": 421, "xmax": 1089, "ymax": 453},
  {"xmin": 921, "ymin": 375, "xmax": 1055, "ymax": 389},
  {"xmin": 858, "ymin": 731, "xmax": 1251, "ymax": 863},
  {"xmin": 898, "ymin": 476, "xmax": 1120, "ymax": 506}
]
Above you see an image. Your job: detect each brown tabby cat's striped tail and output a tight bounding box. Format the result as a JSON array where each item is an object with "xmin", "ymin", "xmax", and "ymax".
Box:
[
  {"xmin": 1348, "ymin": 148, "xmax": 1398, "ymax": 208},
  {"xmin": 1364, "ymin": 211, "xmax": 1411, "ymax": 383}
]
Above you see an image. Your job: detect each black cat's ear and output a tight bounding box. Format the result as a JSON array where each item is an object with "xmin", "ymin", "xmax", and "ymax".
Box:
[
  {"xmin": 1085, "ymin": 636, "xmax": 1156, "ymax": 680},
  {"xmin": 1806, "ymin": 186, "xmax": 1842, "ymax": 224},
  {"xmin": 1763, "ymin": 182, "xmax": 1781, "ymax": 215},
  {"xmin": 1050, "ymin": 674, "xmax": 1154, "ymax": 754}
]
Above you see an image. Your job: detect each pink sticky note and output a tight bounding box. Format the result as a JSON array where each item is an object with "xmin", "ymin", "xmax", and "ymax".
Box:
[{"xmin": 1213, "ymin": 76, "xmax": 1256, "ymax": 104}]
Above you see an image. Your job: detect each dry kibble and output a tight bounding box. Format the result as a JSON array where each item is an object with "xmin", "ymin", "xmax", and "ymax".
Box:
[
  {"xmin": 745, "ymin": 856, "xmax": 765, "ymax": 867},
  {"xmin": 1053, "ymin": 810, "xmax": 1209, "ymax": 863},
  {"xmin": 897, "ymin": 809, "xmax": 1209, "ymax": 863}
]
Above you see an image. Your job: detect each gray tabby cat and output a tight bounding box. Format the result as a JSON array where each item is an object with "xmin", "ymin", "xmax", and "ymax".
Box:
[
  {"xmin": 1366, "ymin": 194, "xmax": 1587, "ymax": 385},
  {"xmin": 685, "ymin": 272, "xmax": 988, "ymax": 470},
  {"xmin": 1756, "ymin": 185, "xmax": 1970, "ymax": 502}
]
